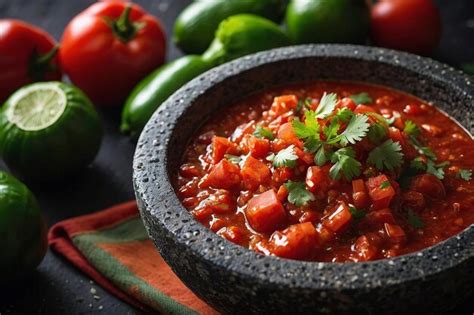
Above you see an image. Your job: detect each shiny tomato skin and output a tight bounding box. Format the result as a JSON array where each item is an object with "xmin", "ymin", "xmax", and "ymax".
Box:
[
  {"xmin": 60, "ymin": 1, "xmax": 166, "ymax": 107},
  {"xmin": 0, "ymin": 20, "xmax": 61, "ymax": 102},
  {"xmin": 370, "ymin": 0, "xmax": 441, "ymax": 55}
]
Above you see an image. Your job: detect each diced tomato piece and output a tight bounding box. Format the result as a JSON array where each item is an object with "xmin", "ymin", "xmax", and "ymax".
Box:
[
  {"xmin": 322, "ymin": 201, "xmax": 352, "ymax": 233},
  {"xmin": 211, "ymin": 136, "xmax": 238, "ymax": 164},
  {"xmin": 354, "ymin": 234, "xmax": 381, "ymax": 261},
  {"xmin": 354, "ymin": 104, "xmax": 376, "ymax": 114},
  {"xmin": 384, "ymin": 223, "xmax": 406, "ymax": 244},
  {"xmin": 421, "ymin": 124, "xmax": 443, "ymax": 137},
  {"xmin": 276, "ymin": 185, "xmax": 288, "ymax": 202},
  {"xmin": 202, "ymin": 159, "xmax": 241, "ymax": 189},
  {"xmin": 218, "ymin": 226, "xmax": 243, "ymax": 244},
  {"xmin": 178, "ymin": 179, "xmax": 198, "ymax": 198},
  {"xmin": 299, "ymin": 211, "xmax": 319, "ymax": 224},
  {"xmin": 410, "ymin": 174, "xmax": 446, "ymax": 199},
  {"xmin": 272, "ymin": 167, "xmax": 293, "ymax": 185},
  {"xmin": 366, "ymin": 175, "xmax": 396, "ymax": 210},
  {"xmin": 179, "ymin": 164, "xmax": 201, "ymax": 178},
  {"xmin": 231, "ymin": 121, "xmax": 255, "ymax": 143},
  {"xmin": 209, "ymin": 218, "xmax": 226, "ymax": 232},
  {"xmin": 191, "ymin": 207, "xmax": 213, "ymax": 222},
  {"xmin": 270, "ymin": 95, "xmax": 298, "ymax": 116},
  {"xmin": 269, "ymin": 222, "xmax": 318, "ymax": 259},
  {"xmin": 277, "ymin": 122, "xmax": 302, "ymax": 147},
  {"xmin": 245, "ymin": 189, "xmax": 287, "ymax": 233},
  {"xmin": 336, "ymin": 97, "xmax": 357, "ymax": 111},
  {"xmin": 316, "ymin": 224, "xmax": 334, "ymax": 244},
  {"xmin": 241, "ymin": 156, "xmax": 271, "ymax": 190},
  {"xmin": 294, "ymin": 147, "xmax": 314, "ymax": 165},
  {"xmin": 242, "ymin": 135, "xmax": 270, "ymax": 158},
  {"xmin": 404, "ymin": 104, "xmax": 425, "ymax": 116},
  {"xmin": 305, "ymin": 166, "xmax": 330, "ymax": 193},
  {"xmin": 352, "ymin": 179, "xmax": 369, "ymax": 209},
  {"xmin": 196, "ymin": 190, "xmax": 236, "ymax": 215},
  {"xmin": 401, "ymin": 190, "xmax": 426, "ymax": 211},
  {"xmin": 362, "ymin": 208, "xmax": 396, "ymax": 228}
]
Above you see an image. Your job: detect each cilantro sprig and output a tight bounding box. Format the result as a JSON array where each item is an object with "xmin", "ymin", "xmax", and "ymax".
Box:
[
  {"xmin": 403, "ymin": 120, "xmax": 420, "ymax": 137},
  {"xmin": 329, "ymin": 147, "xmax": 361, "ymax": 181},
  {"xmin": 285, "ymin": 181, "xmax": 315, "ymax": 206},
  {"xmin": 367, "ymin": 139, "xmax": 404, "ymax": 171},
  {"xmin": 331, "ymin": 114, "xmax": 370, "ymax": 146},
  {"xmin": 349, "ymin": 92, "xmax": 373, "ymax": 105},
  {"xmin": 457, "ymin": 169, "xmax": 472, "ymax": 181},
  {"xmin": 367, "ymin": 122, "xmax": 387, "ymax": 144},
  {"xmin": 267, "ymin": 145, "xmax": 298, "ymax": 168},
  {"xmin": 315, "ymin": 93, "xmax": 338, "ymax": 118},
  {"xmin": 253, "ymin": 125, "xmax": 274, "ymax": 140}
]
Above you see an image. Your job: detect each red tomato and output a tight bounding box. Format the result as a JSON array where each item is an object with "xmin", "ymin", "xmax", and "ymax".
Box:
[
  {"xmin": 322, "ymin": 201, "xmax": 353, "ymax": 234},
  {"xmin": 366, "ymin": 174, "xmax": 396, "ymax": 210},
  {"xmin": 370, "ymin": 0, "xmax": 441, "ymax": 55},
  {"xmin": 269, "ymin": 222, "xmax": 319, "ymax": 259},
  {"xmin": 202, "ymin": 159, "xmax": 241, "ymax": 190},
  {"xmin": 241, "ymin": 156, "xmax": 271, "ymax": 190},
  {"xmin": 246, "ymin": 189, "xmax": 287, "ymax": 233},
  {"xmin": 60, "ymin": 1, "xmax": 166, "ymax": 106},
  {"xmin": 0, "ymin": 19, "xmax": 61, "ymax": 102},
  {"xmin": 211, "ymin": 136, "xmax": 238, "ymax": 164}
]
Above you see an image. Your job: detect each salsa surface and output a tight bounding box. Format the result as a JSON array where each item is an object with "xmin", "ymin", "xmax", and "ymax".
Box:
[{"xmin": 175, "ymin": 81, "xmax": 474, "ymax": 262}]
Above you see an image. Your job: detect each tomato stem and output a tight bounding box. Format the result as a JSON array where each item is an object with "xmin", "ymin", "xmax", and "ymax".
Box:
[
  {"xmin": 111, "ymin": 5, "xmax": 145, "ymax": 42},
  {"xmin": 29, "ymin": 45, "xmax": 60, "ymax": 81}
]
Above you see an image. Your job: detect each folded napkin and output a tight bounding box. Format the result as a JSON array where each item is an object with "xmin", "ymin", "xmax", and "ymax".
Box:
[{"xmin": 48, "ymin": 201, "xmax": 217, "ymax": 314}]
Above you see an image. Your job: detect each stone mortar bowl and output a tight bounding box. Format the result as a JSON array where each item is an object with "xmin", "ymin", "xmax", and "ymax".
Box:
[{"xmin": 133, "ymin": 45, "xmax": 474, "ymax": 314}]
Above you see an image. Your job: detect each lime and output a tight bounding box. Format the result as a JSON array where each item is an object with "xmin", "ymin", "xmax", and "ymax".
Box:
[
  {"xmin": 0, "ymin": 171, "xmax": 47, "ymax": 282},
  {"xmin": 0, "ymin": 82, "xmax": 103, "ymax": 181},
  {"xmin": 285, "ymin": 0, "xmax": 370, "ymax": 44},
  {"xmin": 6, "ymin": 82, "xmax": 67, "ymax": 131}
]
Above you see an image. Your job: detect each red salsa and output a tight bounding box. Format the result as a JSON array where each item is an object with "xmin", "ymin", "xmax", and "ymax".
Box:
[{"xmin": 175, "ymin": 82, "xmax": 474, "ymax": 262}]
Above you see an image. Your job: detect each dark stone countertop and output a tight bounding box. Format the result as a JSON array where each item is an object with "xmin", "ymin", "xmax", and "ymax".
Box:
[{"xmin": 0, "ymin": 0, "xmax": 472, "ymax": 313}]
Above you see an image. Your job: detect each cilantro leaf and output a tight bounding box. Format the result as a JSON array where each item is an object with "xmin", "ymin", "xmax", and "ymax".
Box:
[
  {"xmin": 329, "ymin": 147, "xmax": 361, "ymax": 181},
  {"xmin": 403, "ymin": 120, "xmax": 420, "ymax": 137},
  {"xmin": 268, "ymin": 145, "xmax": 298, "ymax": 168},
  {"xmin": 335, "ymin": 114, "xmax": 370, "ymax": 146},
  {"xmin": 225, "ymin": 154, "xmax": 242, "ymax": 164},
  {"xmin": 295, "ymin": 98, "xmax": 313, "ymax": 115},
  {"xmin": 386, "ymin": 111, "xmax": 401, "ymax": 125},
  {"xmin": 323, "ymin": 118, "xmax": 340, "ymax": 141},
  {"xmin": 409, "ymin": 135, "xmax": 437, "ymax": 160},
  {"xmin": 285, "ymin": 181, "xmax": 315, "ymax": 206},
  {"xmin": 315, "ymin": 92, "xmax": 338, "ymax": 118},
  {"xmin": 410, "ymin": 157, "xmax": 426, "ymax": 172},
  {"xmin": 303, "ymin": 136, "xmax": 323, "ymax": 153},
  {"xmin": 367, "ymin": 122, "xmax": 387, "ymax": 144},
  {"xmin": 457, "ymin": 169, "xmax": 472, "ymax": 181},
  {"xmin": 380, "ymin": 180, "xmax": 390, "ymax": 189},
  {"xmin": 426, "ymin": 159, "xmax": 446, "ymax": 180},
  {"xmin": 336, "ymin": 108, "xmax": 354, "ymax": 122},
  {"xmin": 349, "ymin": 206, "xmax": 366, "ymax": 220},
  {"xmin": 407, "ymin": 209, "xmax": 424, "ymax": 229},
  {"xmin": 253, "ymin": 125, "xmax": 274, "ymax": 140},
  {"xmin": 349, "ymin": 92, "xmax": 373, "ymax": 105},
  {"xmin": 293, "ymin": 111, "xmax": 320, "ymax": 139},
  {"xmin": 367, "ymin": 139, "xmax": 404, "ymax": 171},
  {"xmin": 315, "ymin": 146, "xmax": 329, "ymax": 166}
]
